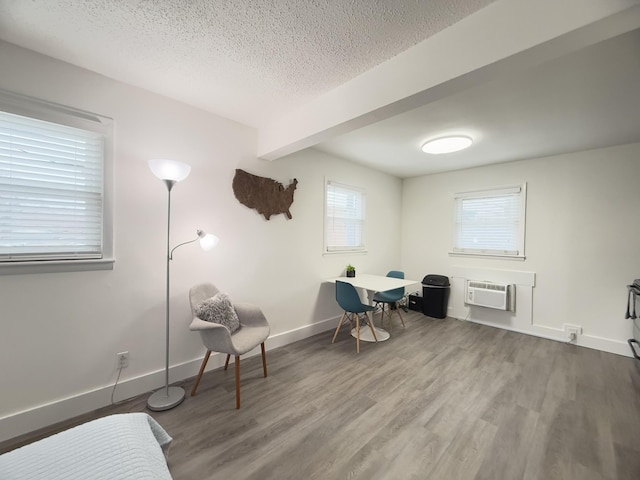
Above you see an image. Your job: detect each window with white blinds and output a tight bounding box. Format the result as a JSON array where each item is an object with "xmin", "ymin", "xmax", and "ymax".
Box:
[
  {"xmin": 453, "ymin": 184, "xmax": 526, "ymax": 258},
  {"xmin": 0, "ymin": 108, "xmax": 106, "ymax": 262},
  {"xmin": 324, "ymin": 180, "xmax": 366, "ymax": 253}
]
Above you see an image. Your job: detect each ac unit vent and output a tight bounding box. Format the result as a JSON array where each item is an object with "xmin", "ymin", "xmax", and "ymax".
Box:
[
  {"xmin": 467, "ymin": 281, "xmax": 508, "ymax": 292},
  {"xmin": 466, "ymin": 280, "xmax": 510, "ymax": 310}
]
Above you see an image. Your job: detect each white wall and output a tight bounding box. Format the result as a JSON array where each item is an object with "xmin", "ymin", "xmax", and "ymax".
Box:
[
  {"xmin": 0, "ymin": 42, "xmax": 402, "ymax": 442},
  {"xmin": 402, "ymin": 143, "xmax": 640, "ymax": 355},
  {"xmin": 5, "ymin": 35, "xmax": 635, "ymax": 444}
]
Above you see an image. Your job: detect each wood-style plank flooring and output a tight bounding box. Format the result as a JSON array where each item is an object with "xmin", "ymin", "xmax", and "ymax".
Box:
[{"xmin": 3, "ymin": 311, "xmax": 640, "ymax": 479}]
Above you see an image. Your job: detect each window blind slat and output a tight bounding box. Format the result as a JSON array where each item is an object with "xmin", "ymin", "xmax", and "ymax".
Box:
[
  {"xmin": 325, "ymin": 181, "xmax": 365, "ymax": 252},
  {"xmin": 453, "ymin": 185, "xmax": 525, "ymax": 257},
  {"xmin": 0, "ymin": 110, "xmax": 104, "ymax": 261}
]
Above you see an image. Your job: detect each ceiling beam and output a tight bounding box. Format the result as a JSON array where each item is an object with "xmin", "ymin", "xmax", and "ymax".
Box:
[{"xmin": 257, "ymin": 0, "xmax": 640, "ymax": 161}]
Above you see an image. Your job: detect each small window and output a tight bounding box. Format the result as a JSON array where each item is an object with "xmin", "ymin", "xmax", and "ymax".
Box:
[
  {"xmin": 0, "ymin": 90, "xmax": 113, "ymax": 267},
  {"xmin": 324, "ymin": 180, "xmax": 366, "ymax": 253},
  {"xmin": 452, "ymin": 184, "xmax": 526, "ymax": 258}
]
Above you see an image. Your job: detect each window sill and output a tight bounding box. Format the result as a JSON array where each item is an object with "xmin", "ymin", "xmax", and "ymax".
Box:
[
  {"xmin": 0, "ymin": 258, "xmax": 115, "ymax": 275},
  {"xmin": 448, "ymin": 252, "xmax": 526, "ymax": 261},
  {"xmin": 323, "ymin": 250, "xmax": 368, "ymax": 256}
]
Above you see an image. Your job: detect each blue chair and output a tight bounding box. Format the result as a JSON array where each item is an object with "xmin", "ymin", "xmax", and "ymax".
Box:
[
  {"xmin": 332, "ymin": 280, "xmax": 378, "ymax": 353},
  {"xmin": 373, "ymin": 271, "xmax": 406, "ymax": 333}
]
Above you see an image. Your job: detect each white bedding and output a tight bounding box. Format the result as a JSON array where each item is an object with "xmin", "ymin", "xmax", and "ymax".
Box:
[{"xmin": 0, "ymin": 413, "xmax": 173, "ymax": 480}]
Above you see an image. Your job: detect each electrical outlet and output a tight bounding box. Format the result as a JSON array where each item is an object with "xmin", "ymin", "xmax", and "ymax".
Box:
[
  {"xmin": 563, "ymin": 324, "xmax": 582, "ymax": 343},
  {"xmin": 116, "ymin": 351, "xmax": 129, "ymax": 369}
]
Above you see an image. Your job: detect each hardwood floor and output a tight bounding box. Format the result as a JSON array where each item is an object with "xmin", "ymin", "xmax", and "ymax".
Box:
[{"xmin": 3, "ymin": 312, "xmax": 640, "ymax": 479}]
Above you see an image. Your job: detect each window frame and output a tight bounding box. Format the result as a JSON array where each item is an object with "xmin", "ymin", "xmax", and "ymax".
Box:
[
  {"xmin": 323, "ymin": 179, "xmax": 367, "ymax": 254},
  {"xmin": 450, "ymin": 183, "xmax": 527, "ymax": 260},
  {"xmin": 0, "ymin": 89, "xmax": 114, "ymax": 274}
]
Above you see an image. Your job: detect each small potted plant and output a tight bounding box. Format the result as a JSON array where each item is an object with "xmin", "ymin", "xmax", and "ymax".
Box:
[{"xmin": 346, "ymin": 264, "xmax": 356, "ymax": 277}]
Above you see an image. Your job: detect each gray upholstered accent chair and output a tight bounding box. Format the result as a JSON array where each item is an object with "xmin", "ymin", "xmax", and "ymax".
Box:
[{"xmin": 189, "ymin": 282, "xmax": 270, "ymax": 409}]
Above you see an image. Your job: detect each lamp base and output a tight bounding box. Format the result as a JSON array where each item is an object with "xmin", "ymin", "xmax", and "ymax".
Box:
[{"xmin": 147, "ymin": 386, "xmax": 186, "ymax": 411}]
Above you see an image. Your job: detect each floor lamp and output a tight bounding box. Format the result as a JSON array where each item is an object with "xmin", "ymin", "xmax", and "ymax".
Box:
[{"xmin": 147, "ymin": 158, "xmax": 219, "ymax": 411}]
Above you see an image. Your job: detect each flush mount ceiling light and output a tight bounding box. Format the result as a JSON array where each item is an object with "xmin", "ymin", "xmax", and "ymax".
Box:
[{"xmin": 421, "ymin": 136, "xmax": 473, "ymax": 154}]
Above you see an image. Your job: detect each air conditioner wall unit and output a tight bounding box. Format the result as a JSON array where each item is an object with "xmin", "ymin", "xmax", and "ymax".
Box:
[{"xmin": 465, "ymin": 280, "xmax": 510, "ymax": 310}]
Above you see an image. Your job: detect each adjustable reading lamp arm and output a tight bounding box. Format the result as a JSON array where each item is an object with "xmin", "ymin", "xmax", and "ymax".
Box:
[{"xmin": 169, "ymin": 230, "xmax": 206, "ymax": 260}]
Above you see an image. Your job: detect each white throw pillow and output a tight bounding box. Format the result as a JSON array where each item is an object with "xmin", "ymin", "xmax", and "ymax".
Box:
[{"xmin": 196, "ymin": 292, "xmax": 240, "ymax": 333}]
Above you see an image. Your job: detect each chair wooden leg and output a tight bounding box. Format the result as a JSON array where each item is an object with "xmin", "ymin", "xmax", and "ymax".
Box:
[
  {"xmin": 224, "ymin": 354, "xmax": 231, "ymax": 371},
  {"xmin": 366, "ymin": 312, "xmax": 378, "ymax": 342},
  {"xmin": 332, "ymin": 312, "xmax": 347, "ymax": 343},
  {"xmin": 235, "ymin": 355, "xmax": 241, "ymax": 409},
  {"xmin": 261, "ymin": 343, "xmax": 268, "ymax": 378},
  {"xmin": 356, "ymin": 316, "xmax": 360, "ymax": 353},
  {"xmin": 396, "ymin": 303, "xmax": 406, "ymax": 327},
  {"xmin": 386, "ymin": 304, "xmax": 393, "ymax": 334},
  {"xmin": 191, "ymin": 350, "xmax": 211, "ymax": 396}
]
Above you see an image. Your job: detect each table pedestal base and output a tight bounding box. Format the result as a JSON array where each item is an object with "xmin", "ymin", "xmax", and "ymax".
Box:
[{"xmin": 351, "ymin": 326, "xmax": 390, "ymax": 342}]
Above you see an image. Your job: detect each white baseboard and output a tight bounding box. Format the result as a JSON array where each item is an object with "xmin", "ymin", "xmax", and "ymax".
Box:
[
  {"xmin": 455, "ymin": 316, "xmax": 633, "ymax": 357},
  {"xmin": 0, "ymin": 316, "xmax": 339, "ymax": 444}
]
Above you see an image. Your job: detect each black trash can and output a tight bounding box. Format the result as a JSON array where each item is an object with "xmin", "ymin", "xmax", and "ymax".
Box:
[{"xmin": 422, "ymin": 274, "xmax": 450, "ymax": 319}]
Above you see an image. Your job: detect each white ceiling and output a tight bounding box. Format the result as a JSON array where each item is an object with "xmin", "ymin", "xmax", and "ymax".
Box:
[
  {"xmin": 0, "ymin": 0, "xmax": 495, "ymax": 128},
  {"xmin": 315, "ymin": 28, "xmax": 640, "ymax": 177},
  {"xmin": 1, "ymin": 0, "xmax": 639, "ymax": 178}
]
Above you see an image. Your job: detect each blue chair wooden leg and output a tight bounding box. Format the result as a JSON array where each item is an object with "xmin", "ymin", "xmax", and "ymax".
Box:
[
  {"xmin": 365, "ymin": 312, "xmax": 378, "ymax": 342},
  {"xmin": 332, "ymin": 312, "xmax": 347, "ymax": 344}
]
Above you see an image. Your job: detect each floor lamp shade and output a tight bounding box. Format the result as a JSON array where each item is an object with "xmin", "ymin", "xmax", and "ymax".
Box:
[
  {"xmin": 148, "ymin": 158, "xmax": 191, "ymax": 182},
  {"xmin": 198, "ymin": 230, "xmax": 219, "ymax": 251}
]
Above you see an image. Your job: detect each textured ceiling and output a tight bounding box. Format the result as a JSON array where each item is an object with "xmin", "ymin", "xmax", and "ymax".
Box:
[
  {"xmin": 0, "ymin": 0, "xmax": 496, "ymax": 127},
  {"xmin": 315, "ymin": 27, "xmax": 640, "ymax": 177},
  {"xmin": 2, "ymin": 0, "xmax": 638, "ymax": 178}
]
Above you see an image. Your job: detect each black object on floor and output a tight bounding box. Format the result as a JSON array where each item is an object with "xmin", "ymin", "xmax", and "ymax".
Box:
[
  {"xmin": 408, "ymin": 294, "xmax": 423, "ymax": 313},
  {"xmin": 422, "ymin": 275, "xmax": 450, "ymax": 319}
]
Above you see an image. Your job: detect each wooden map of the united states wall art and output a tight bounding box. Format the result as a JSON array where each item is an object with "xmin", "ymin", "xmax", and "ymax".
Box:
[{"xmin": 232, "ymin": 169, "xmax": 298, "ymax": 220}]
